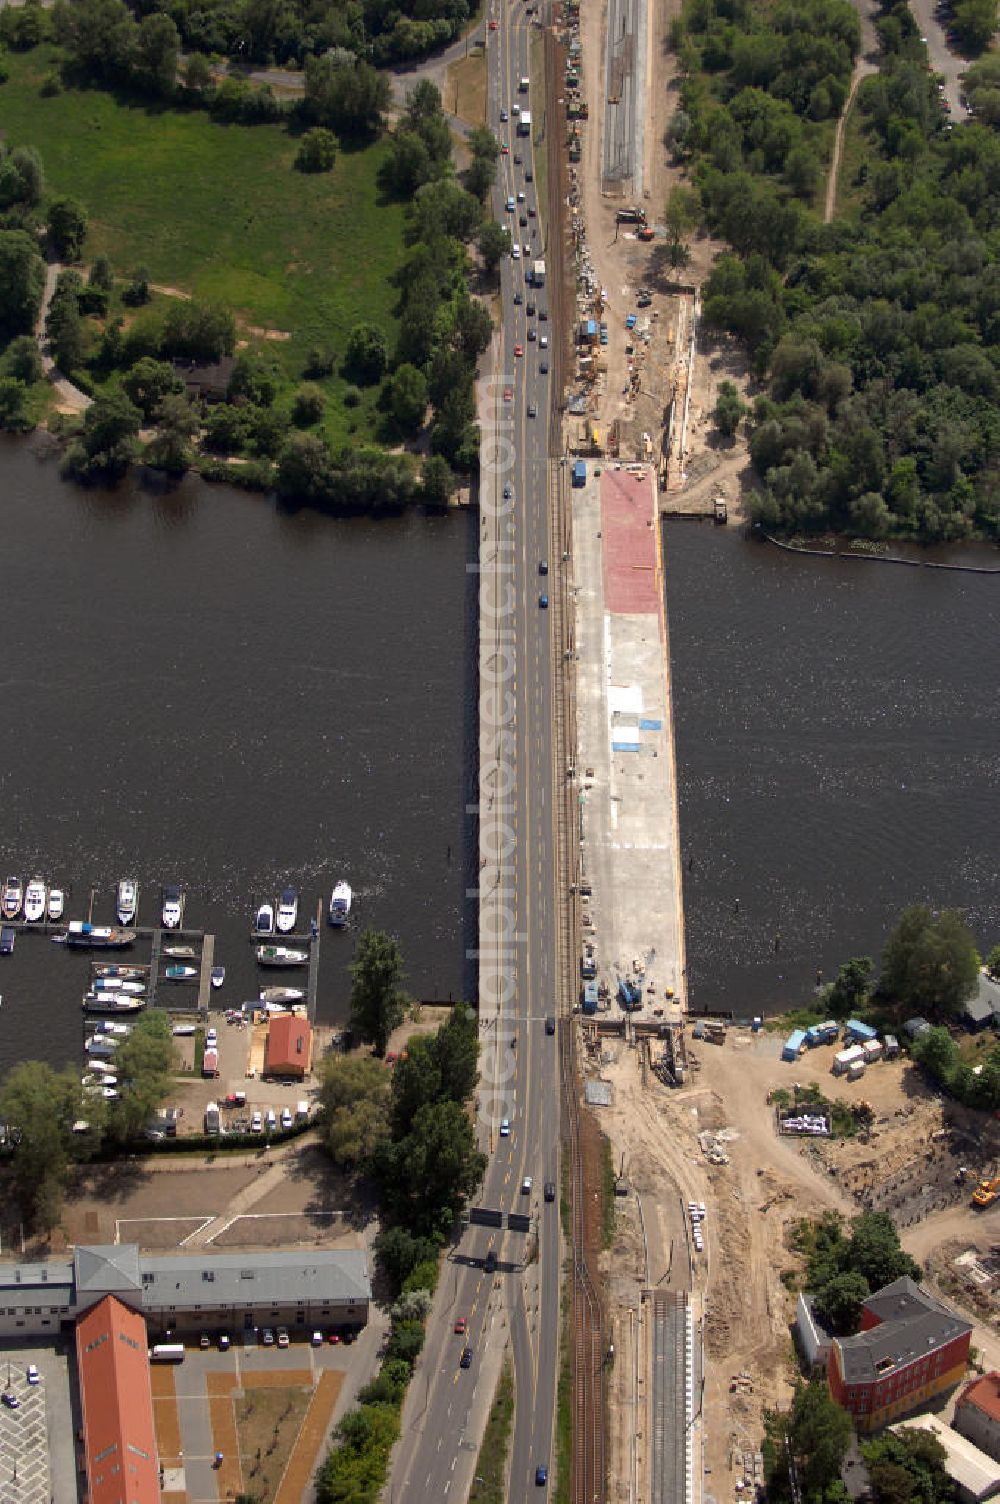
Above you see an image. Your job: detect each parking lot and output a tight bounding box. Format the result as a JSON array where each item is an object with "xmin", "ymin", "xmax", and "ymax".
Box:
[{"xmin": 0, "ymin": 1344, "xmax": 78, "ymax": 1504}]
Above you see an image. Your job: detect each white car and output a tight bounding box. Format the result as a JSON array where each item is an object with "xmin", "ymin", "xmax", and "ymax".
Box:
[
  {"xmin": 281, "ymin": 1107, "xmax": 293, "ymax": 1129},
  {"xmin": 251, "ymin": 1111, "xmax": 263, "ymax": 1133},
  {"xmin": 26, "ymin": 1365, "xmax": 39, "ymax": 1386},
  {"xmin": 206, "ymin": 1029, "xmax": 218, "ymax": 1049},
  {"xmin": 500, "ymin": 1118, "xmax": 511, "ymax": 1136},
  {"xmin": 266, "ymin": 1108, "xmax": 277, "ymax": 1132},
  {"xmin": 511, "ymin": 244, "xmax": 521, "ymax": 260},
  {"xmin": 311, "ymin": 1330, "xmax": 323, "ymax": 1347},
  {"xmin": 521, "ymin": 1176, "xmax": 532, "ymax": 1194},
  {"xmin": 540, "ymin": 335, "xmax": 548, "ymax": 348}
]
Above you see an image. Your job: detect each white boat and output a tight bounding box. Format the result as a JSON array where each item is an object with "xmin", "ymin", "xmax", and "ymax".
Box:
[
  {"xmin": 171, "ymin": 1023, "xmax": 196, "ymax": 1036},
  {"xmin": 95, "ymin": 1020, "xmax": 131, "ymax": 1036},
  {"xmin": 84, "ymin": 1035, "xmax": 118, "ymax": 1055},
  {"xmin": 93, "ymin": 965, "xmax": 145, "ymax": 980},
  {"xmin": 2, "ymin": 877, "xmax": 23, "ymax": 920},
  {"xmin": 255, "ymin": 902, "xmax": 275, "ymax": 935},
  {"xmin": 161, "ymin": 885, "xmax": 183, "ymax": 928},
  {"xmin": 256, "ymin": 944, "xmax": 309, "ymax": 967},
  {"xmin": 23, "ymin": 879, "xmax": 46, "ymax": 923},
  {"xmin": 211, "ymin": 966, "xmax": 225, "ymax": 989},
  {"xmin": 93, "ymin": 978, "xmax": 145, "ymax": 995},
  {"xmin": 82, "ymin": 993, "xmax": 146, "ymax": 1013},
  {"xmin": 101, "ymin": 1087, "xmax": 119, "ymax": 1100},
  {"xmin": 328, "ymin": 881, "xmax": 352, "ymax": 927},
  {"xmin": 116, "ymin": 879, "xmax": 138, "ymax": 926},
  {"xmin": 276, "ymin": 888, "xmax": 299, "ymax": 934},
  {"xmin": 259, "ymin": 986, "xmax": 305, "ymax": 1004},
  {"xmin": 47, "ymin": 888, "xmax": 65, "ymax": 921},
  {"xmin": 164, "ymin": 964, "xmax": 197, "ymax": 980},
  {"xmin": 163, "ymin": 944, "xmax": 196, "ymax": 959}
]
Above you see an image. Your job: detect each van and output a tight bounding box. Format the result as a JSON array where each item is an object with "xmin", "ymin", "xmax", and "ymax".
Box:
[
  {"xmin": 295, "ymin": 1100, "xmax": 310, "ymax": 1121},
  {"xmin": 150, "ymin": 1344, "xmax": 185, "ymax": 1363},
  {"xmin": 266, "ymin": 1108, "xmax": 277, "ymax": 1132}
]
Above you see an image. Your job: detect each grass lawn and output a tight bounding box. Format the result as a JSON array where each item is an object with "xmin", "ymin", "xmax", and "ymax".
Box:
[
  {"xmin": 468, "ymin": 1362, "xmax": 514, "ymax": 1504},
  {"xmin": 0, "ymin": 47, "xmax": 408, "ymax": 445},
  {"xmin": 833, "ymin": 100, "xmax": 870, "ymax": 221},
  {"xmin": 235, "ymin": 1383, "xmax": 313, "ymax": 1501},
  {"xmin": 446, "ymin": 48, "xmax": 488, "ymax": 127}
]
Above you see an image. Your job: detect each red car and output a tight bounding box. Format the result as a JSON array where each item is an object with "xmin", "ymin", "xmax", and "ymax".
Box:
[
  {"xmin": 500, "ymin": 143, "xmax": 509, "ymax": 155},
  {"xmin": 489, "ymin": 17, "xmax": 498, "ymax": 27},
  {"xmin": 503, "ymin": 387, "xmax": 513, "ymax": 401},
  {"xmin": 514, "ymin": 344, "xmax": 523, "ymax": 357},
  {"xmin": 454, "ymin": 1317, "xmax": 467, "ymax": 1334}
]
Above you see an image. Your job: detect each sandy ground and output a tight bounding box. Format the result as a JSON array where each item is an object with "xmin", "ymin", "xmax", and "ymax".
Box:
[{"xmin": 590, "ymin": 1020, "xmax": 1000, "ymax": 1495}]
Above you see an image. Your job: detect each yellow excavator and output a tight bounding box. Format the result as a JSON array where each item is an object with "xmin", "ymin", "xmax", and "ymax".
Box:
[{"xmin": 972, "ymin": 1176, "xmax": 1000, "ymax": 1208}]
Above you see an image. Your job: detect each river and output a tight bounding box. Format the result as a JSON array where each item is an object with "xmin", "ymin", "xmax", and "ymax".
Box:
[
  {"xmin": 0, "ymin": 439, "xmax": 477, "ymax": 1075},
  {"xmin": 664, "ymin": 525, "xmax": 1000, "ymax": 1016}
]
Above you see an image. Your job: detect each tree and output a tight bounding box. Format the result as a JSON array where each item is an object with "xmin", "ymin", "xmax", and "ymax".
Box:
[
  {"xmin": 343, "ymin": 323, "xmax": 388, "ymax": 385},
  {"xmin": 318, "ymin": 1054, "xmax": 390, "ymax": 1168},
  {"xmin": 910, "ymin": 1025, "xmax": 959, "ymax": 1086},
  {"xmin": 2, "ymin": 335, "xmax": 44, "ymax": 385},
  {"xmin": 46, "ymin": 284, "xmax": 85, "ymax": 371},
  {"xmin": 882, "ymin": 905, "xmax": 980, "ymax": 1018},
  {"xmin": 122, "ymin": 356, "xmax": 183, "ymax": 418},
  {"xmin": 292, "ymin": 384, "xmax": 325, "ymax": 427},
  {"xmin": 478, "ymin": 220, "xmax": 512, "ymax": 277},
  {"xmin": 302, "ymin": 55, "xmax": 391, "ymax": 140},
  {"xmin": 811, "ymin": 1270, "xmax": 870, "ymax": 1334},
  {"xmin": 349, "ymin": 928, "xmax": 409, "ymax": 1056},
  {"xmin": 376, "ymin": 1099, "xmax": 487, "ymax": 1235},
  {"xmin": 986, "ymin": 944, "xmax": 1000, "ymax": 979},
  {"xmin": 160, "ymin": 300, "xmax": 235, "ymax": 361},
  {"xmin": 826, "ymin": 957, "xmax": 873, "ymax": 1016},
  {"xmin": 374, "ymin": 1226, "xmax": 440, "ymax": 1292},
  {"xmin": 275, "ymin": 432, "xmax": 334, "ymax": 504},
  {"xmin": 433, "ymin": 1004, "xmax": 479, "ymax": 1102},
  {"xmin": 89, "ymin": 254, "xmax": 114, "ymax": 292},
  {"xmin": 846, "ymin": 1212, "xmax": 920, "ymax": 1292},
  {"xmin": 145, "ymin": 393, "xmax": 198, "ymax": 473},
  {"xmin": 47, "ymin": 198, "xmax": 88, "ymax": 260},
  {"xmin": 0, "ymin": 144, "xmax": 45, "ymax": 208},
  {"xmin": 864, "ymin": 1428, "xmax": 953, "ymax": 1504},
  {"xmin": 105, "ymin": 1012, "xmax": 177, "ymax": 1139},
  {"xmin": 383, "ymin": 363, "xmax": 428, "ymax": 433},
  {"xmin": 713, "ymin": 380, "xmax": 747, "ymax": 438},
  {"xmin": 228, "ymin": 351, "xmax": 278, "ymax": 407},
  {"xmin": 0, "ymin": 229, "xmax": 46, "ymax": 341},
  {"xmin": 295, "ymin": 128, "xmax": 338, "ymax": 173},
  {"xmin": 134, "ymin": 11, "xmax": 179, "ymax": 97},
  {"xmin": 664, "ymin": 185, "xmax": 699, "ymax": 240},
  {"xmin": 0, "ymin": 1060, "xmax": 99, "ymax": 1231},
  {"xmin": 0, "ymin": 377, "xmax": 31, "ymax": 432},
  {"xmin": 183, "ymin": 51, "xmax": 213, "ymax": 92},
  {"xmin": 421, "ymin": 453, "xmax": 454, "ymax": 507},
  {"xmin": 62, "ymin": 389, "xmax": 141, "ymax": 480},
  {"xmin": 58, "ymin": 0, "xmax": 136, "ymax": 83},
  {"xmin": 765, "ymin": 1378, "xmax": 852, "ymax": 1504}
]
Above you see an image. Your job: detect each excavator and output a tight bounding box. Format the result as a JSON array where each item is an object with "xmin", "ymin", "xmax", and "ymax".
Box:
[{"xmin": 971, "ymin": 1176, "xmax": 1000, "ymax": 1208}]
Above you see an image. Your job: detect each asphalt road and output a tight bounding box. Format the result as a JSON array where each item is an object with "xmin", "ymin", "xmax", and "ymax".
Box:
[
  {"xmin": 390, "ymin": 2, "xmax": 562, "ymax": 1500},
  {"xmin": 906, "ymin": 0, "xmax": 971, "ymax": 118}
]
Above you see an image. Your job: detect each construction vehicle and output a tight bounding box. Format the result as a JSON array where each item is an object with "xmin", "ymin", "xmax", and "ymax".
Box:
[{"xmin": 972, "ymin": 1176, "xmax": 1000, "ymax": 1208}]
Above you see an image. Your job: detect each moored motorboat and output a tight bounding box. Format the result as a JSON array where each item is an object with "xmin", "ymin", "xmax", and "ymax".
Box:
[
  {"xmin": 82, "ymin": 993, "xmax": 146, "ymax": 1013},
  {"xmin": 47, "ymin": 887, "xmax": 65, "ymax": 921},
  {"xmin": 255, "ymin": 902, "xmax": 275, "ymax": 936},
  {"xmin": 276, "ymin": 888, "xmax": 299, "ymax": 934},
  {"xmin": 171, "ymin": 1023, "xmax": 196, "ymax": 1036},
  {"xmin": 328, "ymin": 881, "xmax": 352, "ymax": 927},
  {"xmin": 2, "ymin": 877, "xmax": 23, "ymax": 921},
  {"xmin": 259, "ymin": 986, "xmax": 305, "ymax": 1004},
  {"xmin": 161, "ymin": 885, "xmax": 183, "ymax": 929},
  {"xmin": 211, "ymin": 966, "xmax": 225, "ymax": 989},
  {"xmin": 67, "ymin": 922, "xmax": 136, "ymax": 949},
  {"xmin": 163, "ymin": 944, "xmax": 196, "ymax": 959},
  {"xmin": 256, "ymin": 945, "xmax": 309, "ymax": 967},
  {"xmin": 164, "ymin": 964, "xmax": 197, "ymax": 980},
  {"xmin": 93, "ymin": 964, "xmax": 145, "ymax": 981},
  {"xmin": 116, "ymin": 878, "xmax": 138, "ymax": 926},
  {"xmin": 23, "ymin": 878, "xmax": 46, "ymax": 923},
  {"xmin": 93, "ymin": 978, "xmax": 145, "ymax": 995}
]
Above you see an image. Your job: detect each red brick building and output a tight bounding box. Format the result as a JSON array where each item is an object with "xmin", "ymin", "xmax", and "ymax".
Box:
[
  {"xmin": 828, "ymin": 1277, "xmax": 972, "ymax": 1433},
  {"xmin": 75, "ymin": 1294, "xmax": 160, "ymax": 1504}
]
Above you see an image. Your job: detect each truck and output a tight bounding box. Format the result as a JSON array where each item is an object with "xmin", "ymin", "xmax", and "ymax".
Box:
[
  {"xmin": 973, "ymin": 1177, "xmax": 1000, "ymax": 1208},
  {"xmin": 572, "ymin": 460, "xmax": 587, "ymax": 487},
  {"xmin": 832, "ymin": 1044, "xmax": 865, "ymax": 1075},
  {"xmin": 530, "ymin": 259, "xmax": 545, "ymax": 287},
  {"xmin": 846, "ymin": 1059, "xmax": 866, "ymax": 1081},
  {"xmin": 616, "ymin": 207, "xmax": 646, "ymax": 224},
  {"xmin": 518, "ymin": 75, "xmax": 529, "ymax": 92},
  {"xmin": 517, "ymin": 110, "xmax": 531, "ymax": 136},
  {"xmin": 202, "ymin": 1047, "xmax": 219, "ymax": 1079},
  {"xmin": 204, "ymin": 1102, "xmax": 220, "ymax": 1135},
  {"xmin": 862, "ymin": 1039, "xmax": 883, "ymax": 1063}
]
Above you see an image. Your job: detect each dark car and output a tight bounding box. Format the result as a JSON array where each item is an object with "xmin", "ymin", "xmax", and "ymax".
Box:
[
  {"xmin": 460, "ymin": 1345, "xmax": 473, "ymax": 1369},
  {"xmin": 514, "ymin": 152, "xmax": 522, "ymax": 163},
  {"xmin": 504, "ymin": 485, "xmax": 512, "ymax": 499},
  {"xmin": 544, "ymin": 1181, "xmax": 556, "ymax": 1202},
  {"xmin": 546, "ymin": 1015, "xmax": 556, "ymax": 1034},
  {"xmin": 528, "ymin": 403, "xmax": 537, "ymax": 418},
  {"xmin": 484, "ymin": 1248, "xmax": 498, "ymax": 1273},
  {"xmin": 540, "ymin": 362, "xmax": 548, "ymax": 374},
  {"xmin": 526, "ymin": 302, "xmax": 536, "ymax": 315},
  {"xmin": 528, "ymin": 328, "xmax": 536, "ymax": 341},
  {"xmin": 520, "ymin": 214, "xmax": 528, "ymax": 226},
  {"xmin": 525, "ymin": 168, "xmax": 533, "ymax": 181},
  {"xmin": 539, "ymin": 593, "xmax": 549, "ymax": 608},
  {"xmin": 536, "ymin": 1465, "xmax": 548, "ymax": 1486},
  {"xmin": 539, "ymin": 308, "xmax": 548, "ymax": 320},
  {"xmin": 539, "ymin": 560, "xmax": 548, "ymax": 575}
]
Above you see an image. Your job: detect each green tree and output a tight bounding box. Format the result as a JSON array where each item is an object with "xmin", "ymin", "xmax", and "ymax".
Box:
[
  {"xmin": 275, "ymin": 432, "xmax": 334, "ymax": 504},
  {"xmin": 122, "ymin": 356, "xmax": 183, "ymax": 418},
  {"xmin": 882, "ymin": 905, "xmax": 980, "ymax": 1019},
  {"xmin": 89, "ymin": 254, "xmax": 114, "ymax": 292},
  {"xmin": 0, "ymin": 145, "xmax": 45, "ymax": 208},
  {"xmin": 864, "ymin": 1427, "xmax": 953, "ymax": 1504},
  {"xmin": 765, "ymin": 1378, "xmax": 852, "ymax": 1504},
  {"xmin": 0, "ymin": 229, "xmax": 46, "ymax": 340},
  {"xmin": 62, "ymin": 389, "xmax": 141, "ymax": 481},
  {"xmin": 478, "ymin": 219, "xmax": 512, "ymax": 277},
  {"xmin": 910, "ymin": 1025, "xmax": 959, "ymax": 1086},
  {"xmin": 664, "ymin": 184, "xmax": 699, "ymax": 240},
  {"xmin": 986, "ymin": 944, "xmax": 1000, "ymax": 979},
  {"xmin": 0, "ymin": 1061, "xmax": 100, "ymax": 1231},
  {"xmin": 421, "ymin": 453, "xmax": 454, "ymax": 507},
  {"xmin": 2, "ymin": 335, "xmax": 44, "ymax": 385},
  {"xmin": 291, "ymin": 384, "xmax": 325, "ymax": 427},
  {"xmin": 303, "ymin": 55, "xmax": 391, "ymax": 140},
  {"xmin": 811, "ymin": 1269, "xmax": 870, "ymax": 1334},
  {"xmin": 0, "ymin": 377, "xmax": 31, "ymax": 432},
  {"xmin": 433, "ymin": 1004, "xmax": 479, "ymax": 1102},
  {"xmin": 161, "ymin": 300, "xmax": 235, "ymax": 361},
  {"xmin": 145, "ymin": 393, "xmax": 198, "ymax": 473},
  {"xmin": 846, "ymin": 1211, "xmax": 920, "ymax": 1291},
  {"xmin": 46, "ymin": 285, "xmax": 85, "ymax": 371},
  {"xmin": 106, "ymin": 1012, "xmax": 177, "ymax": 1140},
  {"xmin": 383, "ymin": 363, "xmax": 428, "ymax": 433},
  {"xmin": 713, "ymin": 380, "xmax": 747, "ymax": 438},
  {"xmin": 349, "ymin": 928, "xmax": 409, "ymax": 1057},
  {"xmin": 183, "ymin": 51, "xmax": 213, "ymax": 92},
  {"xmin": 374, "ymin": 1226, "xmax": 440, "ymax": 1292},
  {"xmin": 826, "ymin": 957, "xmax": 873, "ymax": 1016},
  {"xmin": 47, "ymin": 198, "xmax": 88, "ymax": 260},
  {"xmin": 376, "ymin": 1099, "xmax": 487, "ymax": 1236},
  {"xmin": 295, "ymin": 128, "xmax": 338, "ymax": 173},
  {"xmin": 228, "ymin": 351, "xmax": 278, "ymax": 407},
  {"xmin": 344, "ymin": 323, "xmax": 388, "ymax": 385},
  {"xmin": 134, "ymin": 11, "xmax": 179, "ymax": 96},
  {"xmin": 318, "ymin": 1054, "xmax": 390, "ymax": 1168}
]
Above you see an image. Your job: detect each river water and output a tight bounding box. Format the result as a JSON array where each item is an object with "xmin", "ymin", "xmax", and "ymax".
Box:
[
  {"xmin": 664, "ymin": 525, "xmax": 1000, "ymax": 1016},
  {"xmin": 0, "ymin": 440, "xmax": 477, "ymax": 1075}
]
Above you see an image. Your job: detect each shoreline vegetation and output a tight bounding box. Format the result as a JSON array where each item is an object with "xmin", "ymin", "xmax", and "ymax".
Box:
[
  {"xmin": 0, "ymin": 7, "xmax": 505, "ymax": 514},
  {"xmin": 669, "ymin": 0, "xmax": 1000, "ymax": 545}
]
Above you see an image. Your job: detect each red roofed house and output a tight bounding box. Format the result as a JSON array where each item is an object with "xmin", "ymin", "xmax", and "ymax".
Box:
[
  {"xmin": 75, "ymin": 1294, "xmax": 159, "ymax": 1504},
  {"xmin": 264, "ymin": 1014, "xmax": 313, "ymax": 1079},
  {"xmin": 956, "ymin": 1373, "xmax": 1000, "ymax": 1461}
]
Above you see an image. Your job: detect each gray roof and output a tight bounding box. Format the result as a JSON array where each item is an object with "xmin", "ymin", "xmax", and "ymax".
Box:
[
  {"xmin": 838, "ymin": 1277, "xmax": 971, "ymax": 1384},
  {"xmin": 977, "ymin": 972, "xmax": 1000, "ymax": 1016},
  {"xmin": 138, "ymin": 1249, "xmax": 371, "ymax": 1310},
  {"xmin": 904, "ymin": 1017, "xmax": 931, "ymax": 1038},
  {"xmin": 0, "ymin": 1259, "xmax": 75, "ymax": 1308},
  {"xmin": 74, "ymin": 1244, "xmax": 143, "ymax": 1294},
  {"xmin": 965, "ymin": 994, "xmax": 995, "ymax": 1024}
]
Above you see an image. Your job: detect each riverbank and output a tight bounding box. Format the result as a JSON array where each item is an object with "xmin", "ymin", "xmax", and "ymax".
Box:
[{"xmin": 761, "ymin": 533, "xmax": 1000, "ymax": 574}]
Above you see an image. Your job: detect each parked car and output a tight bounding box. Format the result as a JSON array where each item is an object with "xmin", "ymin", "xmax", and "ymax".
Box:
[
  {"xmin": 311, "ymin": 1330, "xmax": 323, "ymax": 1347},
  {"xmin": 251, "ymin": 1111, "xmax": 263, "ymax": 1133},
  {"xmin": 280, "ymin": 1107, "xmax": 293, "ymax": 1129},
  {"xmin": 261, "ymin": 1328, "xmax": 275, "ymax": 1346},
  {"xmin": 277, "ymin": 1327, "xmax": 289, "ymax": 1349},
  {"xmin": 218, "ymin": 1333, "xmax": 230, "ymax": 1351},
  {"xmin": 2, "ymin": 1393, "xmax": 18, "ymax": 1410},
  {"xmin": 26, "ymin": 1365, "xmax": 39, "ymax": 1385},
  {"xmin": 199, "ymin": 1334, "xmax": 211, "ymax": 1350}
]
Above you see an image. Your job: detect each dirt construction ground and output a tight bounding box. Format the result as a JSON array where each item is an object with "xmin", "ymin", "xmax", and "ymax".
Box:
[{"xmin": 591, "ymin": 1021, "xmax": 1000, "ymax": 1496}]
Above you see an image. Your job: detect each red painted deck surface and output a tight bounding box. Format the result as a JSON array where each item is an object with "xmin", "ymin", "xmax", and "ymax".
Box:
[{"xmin": 600, "ymin": 468, "xmax": 659, "ymax": 613}]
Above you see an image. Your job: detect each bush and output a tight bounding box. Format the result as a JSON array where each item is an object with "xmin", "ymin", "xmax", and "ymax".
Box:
[
  {"xmin": 296, "ymin": 127, "xmax": 338, "ymax": 173},
  {"xmin": 292, "ymin": 384, "xmax": 325, "ymax": 427},
  {"xmin": 342, "ymin": 384, "xmax": 362, "ymax": 408}
]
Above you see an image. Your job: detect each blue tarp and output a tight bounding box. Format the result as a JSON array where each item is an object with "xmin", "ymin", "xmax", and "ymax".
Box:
[
  {"xmin": 612, "ymin": 739, "xmax": 640, "ymax": 752},
  {"xmin": 845, "ymin": 1019, "xmax": 877, "ymax": 1042},
  {"xmin": 639, "ymin": 718, "xmax": 662, "ymax": 731},
  {"xmin": 782, "ymin": 1029, "xmax": 807, "ymax": 1061}
]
